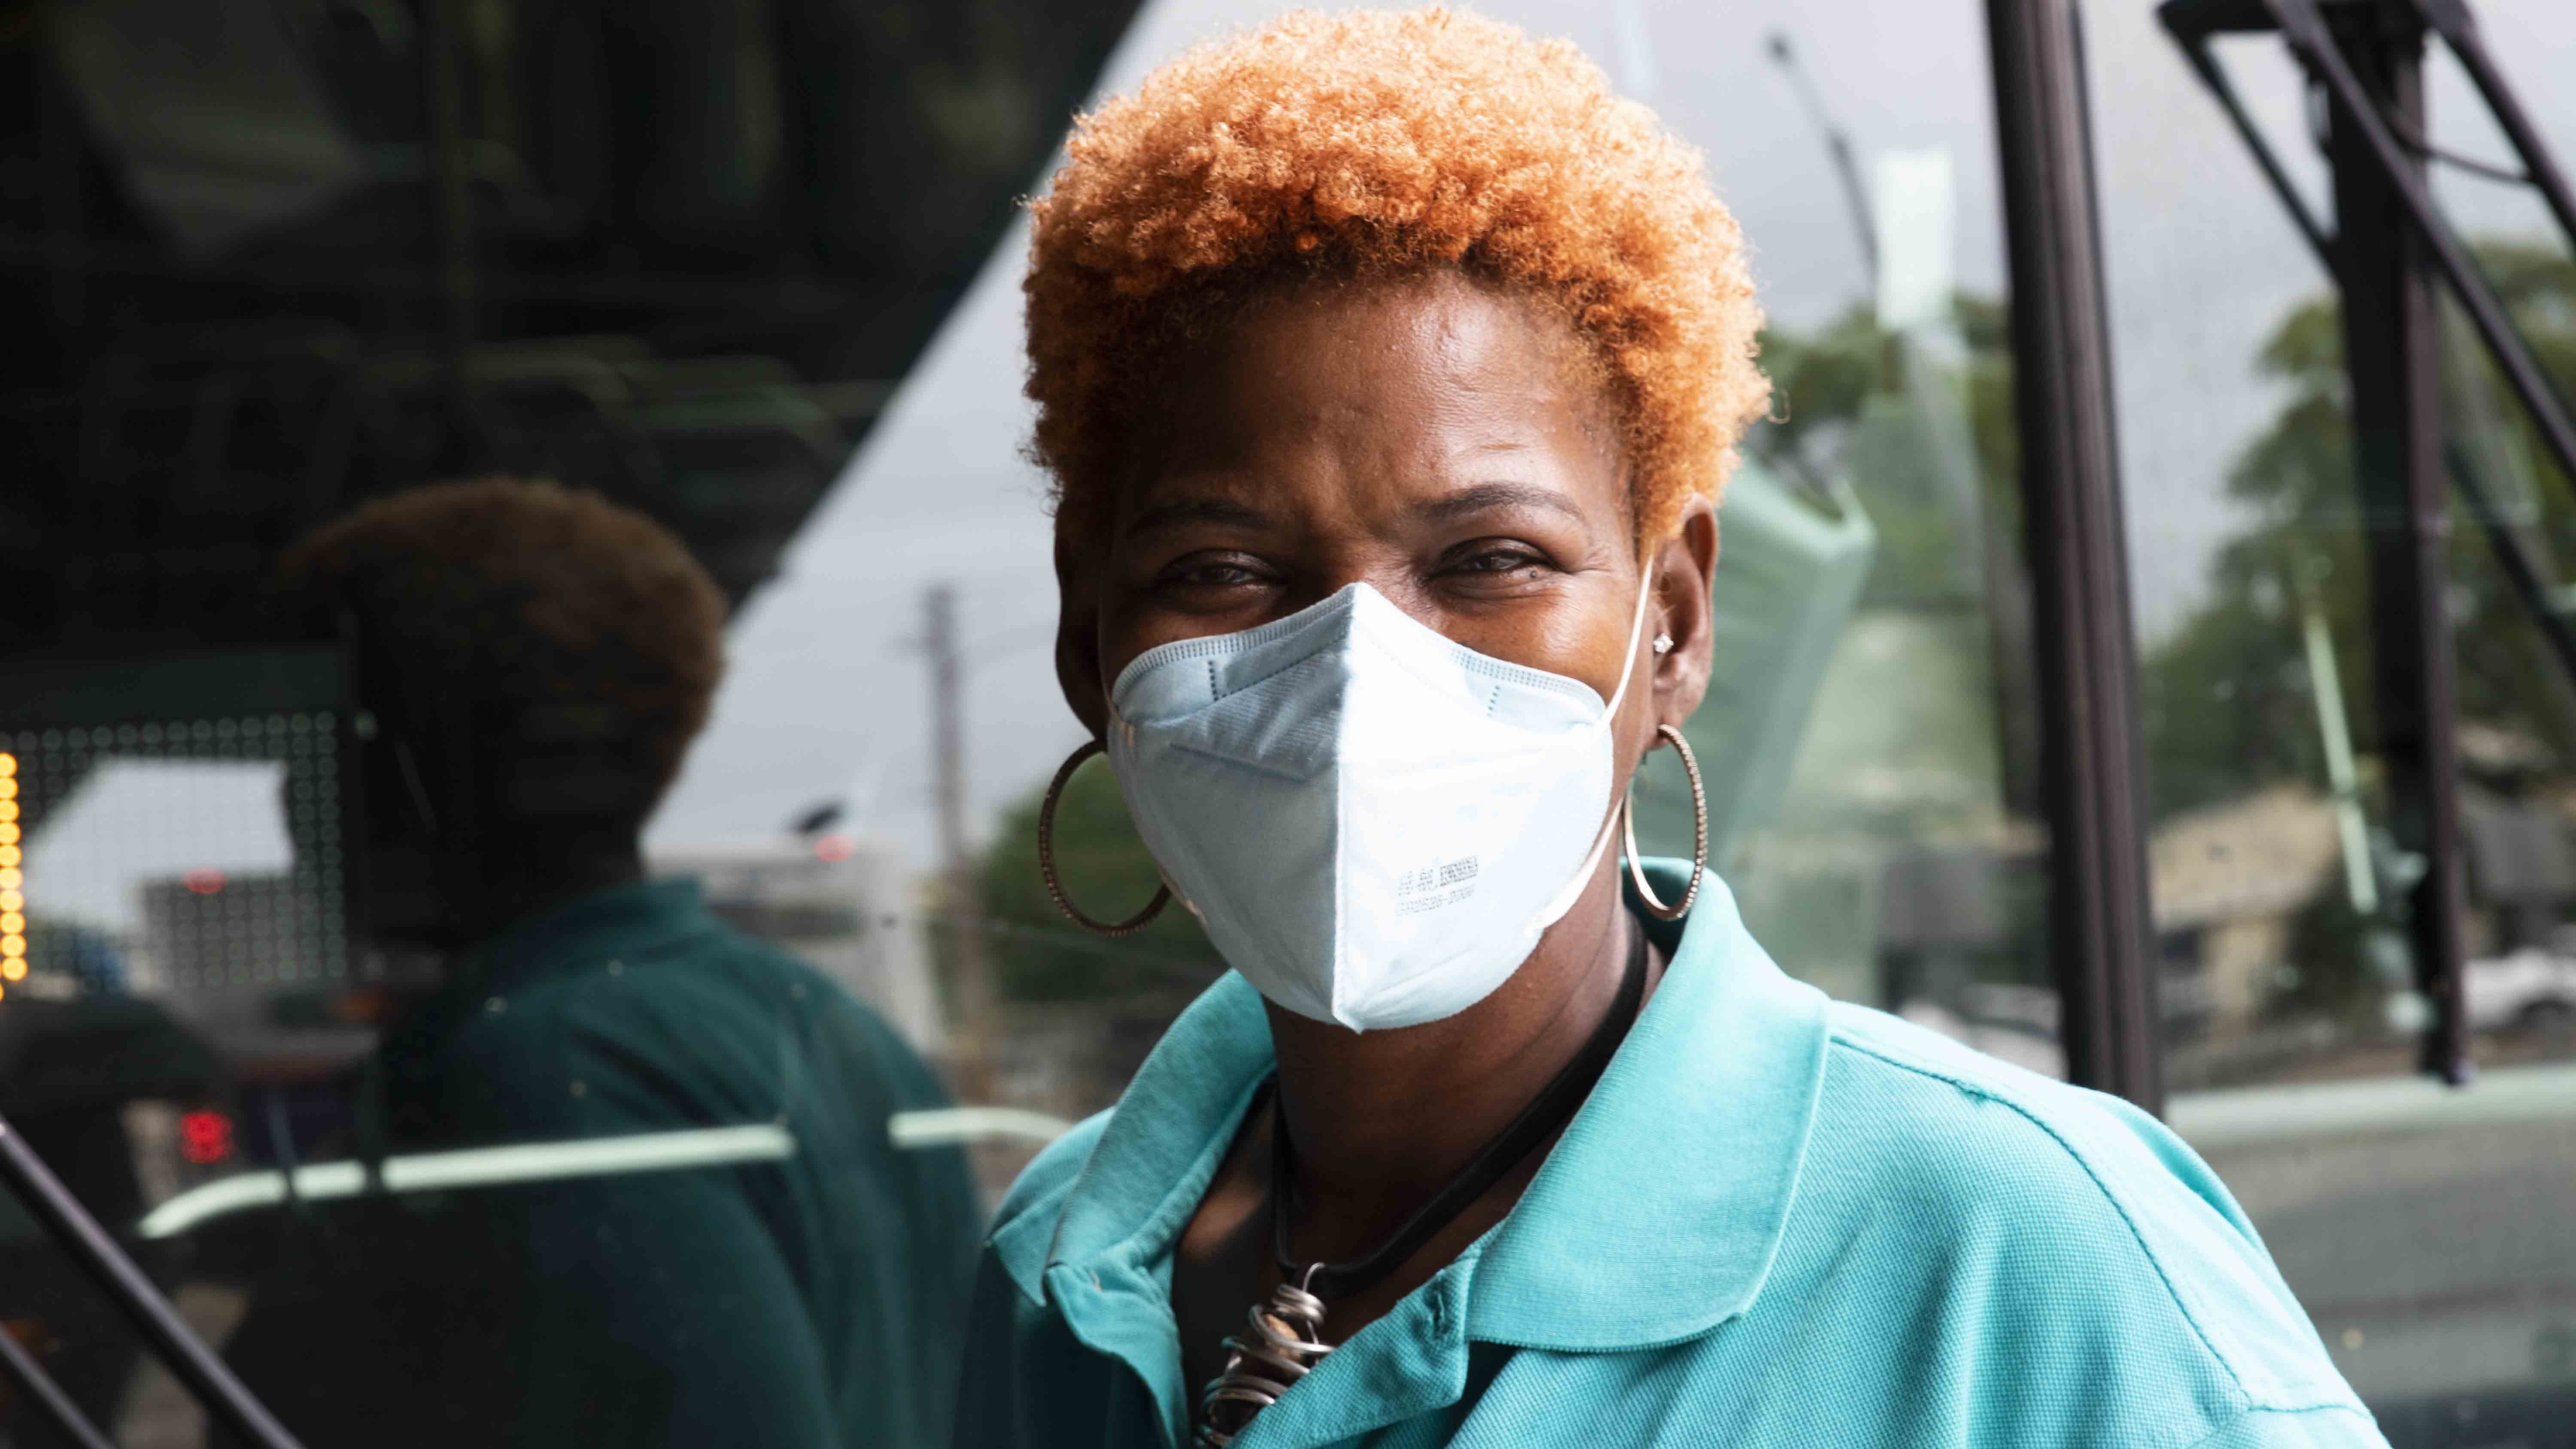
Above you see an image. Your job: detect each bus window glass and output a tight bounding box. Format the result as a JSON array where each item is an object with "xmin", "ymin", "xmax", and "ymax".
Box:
[{"xmin": 2090, "ymin": 2, "xmax": 2576, "ymax": 1435}]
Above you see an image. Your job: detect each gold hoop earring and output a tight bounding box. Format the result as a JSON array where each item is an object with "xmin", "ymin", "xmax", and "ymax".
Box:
[
  {"xmin": 1621, "ymin": 723, "xmax": 1707, "ymax": 922},
  {"xmin": 1037, "ymin": 740, "xmax": 1172, "ymax": 937}
]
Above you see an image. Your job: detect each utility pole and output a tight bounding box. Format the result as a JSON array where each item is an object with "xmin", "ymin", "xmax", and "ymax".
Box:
[{"xmin": 923, "ymin": 583, "xmax": 994, "ymax": 1099}]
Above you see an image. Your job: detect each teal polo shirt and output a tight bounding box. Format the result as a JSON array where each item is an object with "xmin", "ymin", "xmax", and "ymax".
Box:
[{"xmin": 955, "ymin": 864, "xmax": 2385, "ymax": 1448}]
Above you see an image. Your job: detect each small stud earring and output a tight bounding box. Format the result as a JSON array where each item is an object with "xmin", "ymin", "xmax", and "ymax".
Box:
[{"xmin": 1652, "ymin": 634, "xmax": 1674, "ymax": 655}]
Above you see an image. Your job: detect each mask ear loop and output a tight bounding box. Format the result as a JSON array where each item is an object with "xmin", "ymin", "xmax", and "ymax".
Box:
[
  {"xmin": 1595, "ymin": 560, "xmax": 1659, "ymax": 723},
  {"xmin": 1622, "ymin": 724, "xmax": 1707, "ymax": 921},
  {"xmin": 1531, "ymin": 567, "xmax": 1665, "ymax": 930}
]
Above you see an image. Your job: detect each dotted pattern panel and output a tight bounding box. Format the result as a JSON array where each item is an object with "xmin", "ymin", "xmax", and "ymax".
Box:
[{"xmin": 6, "ymin": 714, "xmax": 347, "ymax": 996}]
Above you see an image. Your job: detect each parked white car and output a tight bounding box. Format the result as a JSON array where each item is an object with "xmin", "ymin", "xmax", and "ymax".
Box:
[{"xmin": 2465, "ymin": 948, "xmax": 2576, "ymax": 1033}]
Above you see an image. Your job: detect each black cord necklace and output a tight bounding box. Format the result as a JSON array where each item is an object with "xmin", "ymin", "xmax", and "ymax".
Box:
[{"xmin": 1194, "ymin": 922, "xmax": 1650, "ymax": 1447}]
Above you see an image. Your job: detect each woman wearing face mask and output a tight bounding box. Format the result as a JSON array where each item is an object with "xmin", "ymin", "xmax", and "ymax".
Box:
[{"xmin": 955, "ymin": 11, "xmax": 2382, "ymax": 1449}]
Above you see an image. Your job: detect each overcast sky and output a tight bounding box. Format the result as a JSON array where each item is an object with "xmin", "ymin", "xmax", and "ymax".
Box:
[{"xmin": 647, "ymin": 0, "xmax": 2576, "ymax": 869}]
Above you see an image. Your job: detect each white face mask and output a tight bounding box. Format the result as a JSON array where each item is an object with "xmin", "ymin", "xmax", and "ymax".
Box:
[{"xmin": 1105, "ymin": 576, "xmax": 1652, "ymax": 1031}]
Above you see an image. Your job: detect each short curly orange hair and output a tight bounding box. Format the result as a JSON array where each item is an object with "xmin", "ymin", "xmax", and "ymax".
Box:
[{"xmin": 1025, "ymin": 7, "xmax": 1768, "ymax": 547}]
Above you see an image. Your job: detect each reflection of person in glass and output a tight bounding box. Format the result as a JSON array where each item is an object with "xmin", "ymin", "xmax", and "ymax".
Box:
[
  {"xmin": 225, "ymin": 480, "xmax": 978, "ymax": 1448},
  {"xmin": 957, "ymin": 12, "xmax": 2383, "ymax": 1448}
]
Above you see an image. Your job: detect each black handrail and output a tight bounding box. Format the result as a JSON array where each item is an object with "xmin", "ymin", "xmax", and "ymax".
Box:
[
  {"xmin": 2274, "ymin": 0, "xmax": 2576, "ymax": 511},
  {"xmin": 2414, "ymin": 0, "xmax": 2576, "ymax": 254},
  {"xmin": 2448, "ymin": 440, "xmax": 2576, "ymax": 694},
  {"xmin": 0, "ymin": 1305, "xmax": 117, "ymax": 1449},
  {"xmin": 0, "ymin": 1111, "xmax": 306, "ymax": 1449}
]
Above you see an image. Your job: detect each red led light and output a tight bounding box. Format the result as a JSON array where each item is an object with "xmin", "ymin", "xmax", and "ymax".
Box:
[
  {"xmin": 182, "ymin": 869, "xmax": 227, "ymax": 895},
  {"xmin": 179, "ymin": 1111, "xmax": 234, "ymax": 1165},
  {"xmin": 813, "ymin": 834, "xmax": 857, "ymax": 863}
]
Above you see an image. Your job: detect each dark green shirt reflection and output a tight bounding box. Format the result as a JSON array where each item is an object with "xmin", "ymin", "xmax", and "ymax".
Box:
[{"xmin": 225, "ymin": 877, "xmax": 979, "ymax": 1449}]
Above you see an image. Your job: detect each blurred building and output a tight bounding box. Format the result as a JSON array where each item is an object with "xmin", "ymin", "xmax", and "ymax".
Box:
[
  {"xmin": 654, "ymin": 838, "xmax": 943, "ymax": 1052},
  {"xmin": 2149, "ymin": 784, "xmax": 2345, "ymax": 1040}
]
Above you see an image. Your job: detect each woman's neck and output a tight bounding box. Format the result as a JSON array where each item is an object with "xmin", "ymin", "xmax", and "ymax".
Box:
[{"xmin": 1260, "ymin": 860, "xmax": 1653, "ymax": 1261}]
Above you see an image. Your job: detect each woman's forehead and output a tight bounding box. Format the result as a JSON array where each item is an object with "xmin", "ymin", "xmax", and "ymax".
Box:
[
  {"xmin": 1124, "ymin": 273, "xmax": 1626, "ymax": 530},
  {"xmin": 1201, "ymin": 271, "xmax": 1589, "ymax": 397}
]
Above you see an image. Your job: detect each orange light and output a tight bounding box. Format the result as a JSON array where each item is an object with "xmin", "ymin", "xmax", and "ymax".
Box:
[
  {"xmin": 6, "ymin": 833, "xmax": 31, "ymax": 1001},
  {"xmin": 0, "ymin": 776, "xmax": 15, "ymax": 797},
  {"xmin": 0, "ymin": 801, "xmax": 15, "ymax": 821},
  {"xmin": 0, "ymin": 752, "xmax": 14, "ymax": 776}
]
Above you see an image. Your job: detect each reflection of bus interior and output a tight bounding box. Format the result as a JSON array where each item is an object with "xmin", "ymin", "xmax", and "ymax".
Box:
[
  {"xmin": 1, "ymin": 652, "xmax": 347, "ymax": 1440},
  {"xmin": 1, "ymin": 0, "xmax": 1139, "ymax": 1441},
  {"xmin": 1, "ymin": 643, "xmax": 984, "ymax": 1445}
]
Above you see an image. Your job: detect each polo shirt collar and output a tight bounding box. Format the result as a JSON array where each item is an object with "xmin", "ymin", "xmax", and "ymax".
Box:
[
  {"xmin": 1469, "ymin": 865, "xmax": 1831, "ymax": 1347},
  {"xmin": 996, "ymin": 861, "xmax": 1832, "ymax": 1354}
]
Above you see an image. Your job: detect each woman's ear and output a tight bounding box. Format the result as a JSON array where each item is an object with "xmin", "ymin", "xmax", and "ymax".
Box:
[
  {"xmin": 1054, "ymin": 530, "xmax": 1111, "ymax": 739},
  {"xmin": 1649, "ymin": 494, "xmax": 1721, "ymax": 730}
]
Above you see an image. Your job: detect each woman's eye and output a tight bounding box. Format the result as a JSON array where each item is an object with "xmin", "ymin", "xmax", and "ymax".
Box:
[
  {"xmin": 1159, "ymin": 556, "xmax": 1272, "ymax": 590},
  {"xmin": 1449, "ymin": 547, "xmax": 1544, "ymax": 577}
]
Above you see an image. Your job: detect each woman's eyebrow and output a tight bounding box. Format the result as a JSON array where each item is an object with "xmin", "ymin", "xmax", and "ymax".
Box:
[
  {"xmin": 1416, "ymin": 481, "xmax": 1587, "ymax": 524},
  {"xmin": 1122, "ymin": 495, "xmax": 1274, "ymax": 540}
]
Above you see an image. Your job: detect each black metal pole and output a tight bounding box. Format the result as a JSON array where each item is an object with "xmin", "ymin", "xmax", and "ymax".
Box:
[
  {"xmin": 0, "ymin": 1313, "xmax": 118, "ymax": 1449},
  {"xmin": 2273, "ymin": 0, "xmax": 2576, "ymax": 510},
  {"xmin": 924, "ymin": 583, "xmax": 994, "ymax": 1100},
  {"xmin": 0, "ymin": 1113, "xmax": 307, "ymax": 1449},
  {"xmin": 2412, "ymin": 0, "xmax": 2576, "ymax": 252},
  {"xmin": 1986, "ymin": 0, "xmax": 2164, "ymax": 1110},
  {"xmin": 2157, "ymin": 24, "xmax": 2338, "ymax": 269},
  {"xmin": 423, "ymin": 0, "xmax": 480, "ymax": 473},
  {"xmin": 2318, "ymin": 0, "xmax": 2473, "ymax": 1085},
  {"xmin": 36, "ymin": 25, "xmax": 87, "ymax": 339}
]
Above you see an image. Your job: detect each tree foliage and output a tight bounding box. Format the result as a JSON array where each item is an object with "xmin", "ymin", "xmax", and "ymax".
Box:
[
  {"xmin": 971, "ymin": 755, "xmax": 1227, "ymax": 1003},
  {"xmin": 2139, "ymin": 241, "xmax": 2576, "ymax": 818},
  {"xmin": 1753, "ymin": 297, "xmax": 2020, "ymax": 611}
]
